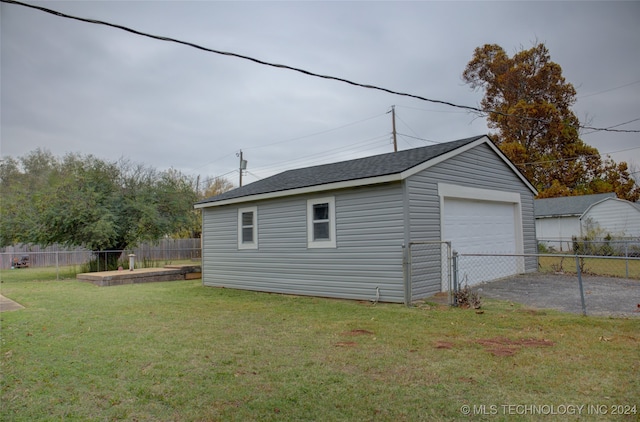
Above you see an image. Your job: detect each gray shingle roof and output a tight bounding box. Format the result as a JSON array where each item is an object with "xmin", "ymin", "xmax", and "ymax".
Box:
[
  {"xmin": 534, "ymin": 193, "xmax": 616, "ymax": 217},
  {"xmin": 197, "ymin": 135, "xmax": 486, "ymax": 205}
]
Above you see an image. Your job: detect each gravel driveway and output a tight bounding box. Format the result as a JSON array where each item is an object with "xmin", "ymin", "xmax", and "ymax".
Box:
[{"xmin": 474, "ymin": 273, "xmax": 640, "ymax": 317}]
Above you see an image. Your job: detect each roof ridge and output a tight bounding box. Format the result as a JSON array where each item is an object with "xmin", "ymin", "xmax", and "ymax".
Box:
[{"xmin": 196, "ymin": 135, "xmax": 486, "ymax": 206}]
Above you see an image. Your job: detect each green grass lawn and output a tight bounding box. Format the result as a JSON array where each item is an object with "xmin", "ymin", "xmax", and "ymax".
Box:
[
  {"xmin": 1, "ymin": 267, "xmax": 638, "ymax": 421},
  {"xmin": 539, "ymin": 255, "xmax": 640, "ymax": 279}
]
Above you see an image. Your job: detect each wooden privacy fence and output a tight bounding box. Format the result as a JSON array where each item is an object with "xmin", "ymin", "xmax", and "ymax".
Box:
[
  {"xmin": 0, "ymin": 238, "xmax": 201, "ymax": 270},
  {"xmin": 131, "ymin": 238, "xmax": 201, "ymax": 262}
]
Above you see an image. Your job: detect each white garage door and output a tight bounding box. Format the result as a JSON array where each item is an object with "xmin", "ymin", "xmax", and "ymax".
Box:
[{"xmin": 443, "ymin": 198, "xmax": 519, "ymax": 287}]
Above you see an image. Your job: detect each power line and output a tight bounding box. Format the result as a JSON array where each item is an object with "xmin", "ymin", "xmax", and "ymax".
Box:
[
  {"xmin": 0, "ymin": 1, "xmax": 478, "ymax": 112},
  {"xmin": 250, "ymin": 135, "xmax": 390, "ymax": 175},
  {"xmin": 242, "ymin": 112, "xmax": 387, "ymax": 151},
  {"xmin": 393, "ymin": 108, "xmax": 434, "ymax": 148},
  {"xmin": 191, "ymin": 112, "xmax": 386, "ymax": 172},
  {"xmin": 394, "ymin": 110, "xmax": 421, "ymax": 139},
  {"xmin": 208, "ymin": 135, "xmax": 390, "ymax": 183},
  {"xmin": 4, "ymin": 0, "xmax": 639, "ymax": 135},
  {"xmin": 206, "ymin": 169, "xmax": 238, "ymax": 182},
  {"xmin": 517, "ymin": 145, "xmax": 640, "ymax": 167},
  {"xmin": 578, "ymin": 80, "xmax": 640, "ymax": 99},
  {"xmin": 582, "ymin": 117, "xmax": 640, "ymax": 136},
  {"xmin": 191, "ymin": 151, "xmax": 238, "ymax": 172},
  {"xmin": 396, "ymin": 133, "xmax": 440, "ymax": 144},
  {"xmin": 396, "ymin": 104, "xmax": 468, "ymax": 114},
  {"xmin": 397, "ymin": 135, "xmax": 417, "ymax": 149},
  {"xmin": 193, "ymin": 115, "xmax": 391, "ymax": 181},
  {"xmin": 245, "ymin": 170, "xmax": 262, "ymax": 181}
]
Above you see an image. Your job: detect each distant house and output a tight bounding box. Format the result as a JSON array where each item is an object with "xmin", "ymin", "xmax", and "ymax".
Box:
[
  {"xmin": 581, "ymin": 197, "xmax": 640, "ymax": 238},
  {"xmin": 535, "ymin": 193, "xmax": 640, "ymax": 250},
  {"xmin": 195, "ymin": 135, "xmax": 538, "ymax": 304}
]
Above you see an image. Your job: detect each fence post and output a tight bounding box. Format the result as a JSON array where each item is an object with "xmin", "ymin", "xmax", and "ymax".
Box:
[
  {"xmin": 445, "ymin": 242, "xmax": 453, "ymax": 306},
  {"xmin": 625, "ymin": 242, "xmax": 629, "ymax": 279},
  {"xmin": 55, "ymin": 251, "xmax": 59, "ymax": 280},
  {"xmin": 574, "ymin": 255, "xmax": 587, "ymax": 316},
  {"xmin": 452, "ymin": 251, "xmax": 459, "ymax": 307}
]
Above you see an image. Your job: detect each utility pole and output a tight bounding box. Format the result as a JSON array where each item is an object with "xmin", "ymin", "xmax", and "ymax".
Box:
[
  {"xmin": 390, "ymin": 105, "xmax": 398, "ymax": 152},
  {"xmin": 238, "ymin": 150, "xmax": 247, "ymax": 187}
]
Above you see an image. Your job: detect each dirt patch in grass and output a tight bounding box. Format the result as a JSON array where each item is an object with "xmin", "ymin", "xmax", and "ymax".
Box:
[
  {"xmin": 485, "ymin": 346, "xmax": 519, "ymax": 356},
  {"xmin": 333, "ymin": 329, "xmax": 375, "ymax": 346},
  {"xmin": 334, "ymin": 341, "xmax": 358, "ymax": 347},
  {"xmin": 341, "ymin": 329, "xmax": 374, "ymax": 336},
  {"xmin": 434, "ymin": 341, "xmax": 454, "ymax": 349},
  {"xmin": 515, "ymin": 308, "xmax": 547, "ymax": 316},
  {"xmin": 519, "ymin": 338, "xmax": 555, "ymax": 347},
  {"xmin": 476, "ymin": 337, "xmax": 554, "ymax": 356},
  {"xmin": 432, "ymin": 337, "xmax": 554, "ymax": 355}
]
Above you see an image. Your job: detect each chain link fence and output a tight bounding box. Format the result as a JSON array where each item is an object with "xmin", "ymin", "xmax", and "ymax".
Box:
[
  {"xmin": 405, "ymin": 237, "xmax": 639, "ymax": 315},
  {"xmin": 538, "ymin": 238, "xmax": 640, "ymax": 257},
  {"xmin": 404, "ymin": 241, "xmax": 453, "ymax": 305},
  {"xmin": 453, "ymin": 252, "xmax": 640, "ymax": 316},
  {"xmin": 0, "ymin": 239, "xmax": 202, "ymax": 275},
  {"xmin": 453, "ymin": 253, "xmax": 640, "ymax": 284}
]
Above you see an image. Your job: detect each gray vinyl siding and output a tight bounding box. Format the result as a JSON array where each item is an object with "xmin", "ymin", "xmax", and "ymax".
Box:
[
  {"xmin": 201, "ymin": 142, "xmax": 537, "ymax": 303},
  {"xmin": 406, "ymin": 143, "xmax": 537, "ymax": 299},
  {"xmin": 202, "ymin": 183, "xmax": 406, "ymax": 302}
]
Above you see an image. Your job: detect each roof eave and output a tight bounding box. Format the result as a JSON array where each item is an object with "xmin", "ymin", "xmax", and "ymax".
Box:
[
  {"xmin": 194, "ymin": 173, "xmax": 402, "ymax": 208},
  {"xmin": 195, "ymin": 135, "xmax": 538, "ymax": 209}
]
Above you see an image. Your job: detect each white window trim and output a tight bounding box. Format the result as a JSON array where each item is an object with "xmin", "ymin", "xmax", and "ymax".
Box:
[
  {"xmin": 307, "ymin": 196, "xmax": 336, "ymax": 249},
  {"xmin": 238, "ymin": 206, "xmax": 258, "ymax": 250}
]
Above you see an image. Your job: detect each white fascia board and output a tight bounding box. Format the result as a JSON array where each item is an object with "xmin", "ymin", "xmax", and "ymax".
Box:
[{"xmin": 194, "ymin": 173, "xmax": 401, "ymax": 208}]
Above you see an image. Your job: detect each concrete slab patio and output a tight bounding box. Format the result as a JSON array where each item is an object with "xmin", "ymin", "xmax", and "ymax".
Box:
[{"xmin": 77, "ymin": 264, "xmax": 201, "ymax": 287}]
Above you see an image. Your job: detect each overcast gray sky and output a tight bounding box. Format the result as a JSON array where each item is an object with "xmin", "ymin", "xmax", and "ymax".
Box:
[{"xmin": 2, "ymin": 1, "xmax": 639, "ymax": 187}]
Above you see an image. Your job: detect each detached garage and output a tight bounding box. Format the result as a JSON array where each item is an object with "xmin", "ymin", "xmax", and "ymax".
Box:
[{"xmin": 195, "ymin": 135, "xmax": 537, "ymax": 304}]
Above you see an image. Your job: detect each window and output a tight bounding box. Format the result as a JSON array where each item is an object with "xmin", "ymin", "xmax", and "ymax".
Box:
[
  {"xmin": 238, "ymin": 206, "xmax": 258, "ymax": 249},
  {"xmin": 307, "ymin": 197, "xmax": 336, "ymax": 248}
]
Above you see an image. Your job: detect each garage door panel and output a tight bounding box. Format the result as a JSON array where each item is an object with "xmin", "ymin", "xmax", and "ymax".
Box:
[{"xmin": 443, "ymin": 198, "xmax": 518, "ymax": 286}]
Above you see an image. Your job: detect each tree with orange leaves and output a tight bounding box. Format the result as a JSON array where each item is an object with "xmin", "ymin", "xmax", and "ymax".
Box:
[{"xmin": 463, "ymin": 43, "xmax": 639, "ymax": 201}]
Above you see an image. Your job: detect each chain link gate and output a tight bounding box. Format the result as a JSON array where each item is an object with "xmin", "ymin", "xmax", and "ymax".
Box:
[{"xmin": 403, "ymin": 241, "xmax": 453, "ymax": 306}]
